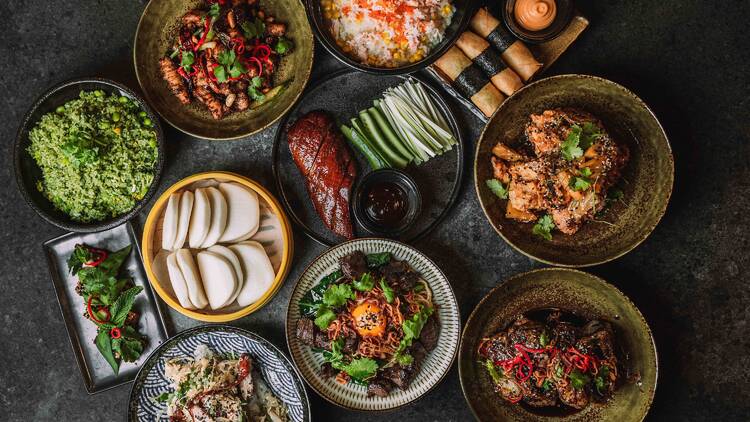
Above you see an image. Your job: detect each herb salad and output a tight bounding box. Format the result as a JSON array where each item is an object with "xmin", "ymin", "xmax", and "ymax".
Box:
[{"xmin": 67, "ymin": 243, "xmax": 145, "ymax": 374}]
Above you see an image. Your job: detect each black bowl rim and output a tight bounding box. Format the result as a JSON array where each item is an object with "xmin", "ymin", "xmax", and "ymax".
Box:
[
  {"xmin": 13, "ymin": 77, "xmax": 166, "ymax": 233},
  {"xmin": 352, "ymin": 168, "xmax": 423, "ymax": 236},
  {"xmin": 473, "ymin": 73, "xmax": 675, "ymax": 267},
  {"xmin": 304, "ymin": 0, "xmax": 478, "ymax": 75},
  {"xmin": 457, "ymin": 267, "xmax": 659, "ymax": 422},
  {"xmin": 271, "ymin": 68, "xmax": 466, "ymax": 247}
]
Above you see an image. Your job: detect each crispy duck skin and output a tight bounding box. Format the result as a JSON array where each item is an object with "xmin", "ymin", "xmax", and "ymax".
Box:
[
  {"xmin": 287, "ymin": 111, "xmax": 356, "ymax": 239},
  {"xmin": 159, "ymin": 58, "xmax": 191, "ymax": 105}
]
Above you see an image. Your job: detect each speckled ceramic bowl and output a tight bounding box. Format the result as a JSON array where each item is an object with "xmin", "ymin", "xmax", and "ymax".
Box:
[
  {"xmin": 474, "ymin": 74, "xmax": 674, "ymax": 267},
  {"xmin": 459, "ymin": 268, "xmax": 658, "ymax": 422},
  {"xmin": 134, "ymin": 0, "xmax": 314, "ymax": 140}
]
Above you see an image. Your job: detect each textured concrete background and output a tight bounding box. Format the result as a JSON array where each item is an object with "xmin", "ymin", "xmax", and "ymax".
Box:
[{"xmin": 1, "ymin": 0, "xmax": 748, "ymax": 421}]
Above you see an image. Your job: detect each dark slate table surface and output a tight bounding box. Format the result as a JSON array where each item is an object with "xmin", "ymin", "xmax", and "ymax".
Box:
[{"xmin": 2, "ymin": 1, "xmax": 748, "ymax": 421}]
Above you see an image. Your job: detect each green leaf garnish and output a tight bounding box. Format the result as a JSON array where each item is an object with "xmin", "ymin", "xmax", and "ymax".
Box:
[
  {"xmin": 380, "ymin": 278, "xmax": 395, "ymax": 303},
  {"xmin": 486, "ymin": 179, "xmax": 509, "ymax": 199},
  {"xmin": 353, "ymin": 273, "xmax": 375, "ymax": 292},
  {"xmin": 322, "ymin": 284, "xmax": 355, "ymax": 308},
  {"xmin": 532, "ymin": 215, "xmax": 555, "ymax": 241}
]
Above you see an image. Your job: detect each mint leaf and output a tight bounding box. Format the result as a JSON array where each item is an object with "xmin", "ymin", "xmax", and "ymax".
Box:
[
  {"xmin": 109, "ymin": 286, "xmax": 143, "ymax": 326},
  {"xmin": 486, "ymin": 178, "xmax": 509, "ymax": 199}
]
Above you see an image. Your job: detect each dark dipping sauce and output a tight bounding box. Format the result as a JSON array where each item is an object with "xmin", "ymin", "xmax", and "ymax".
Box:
[{"xmin": 364, "ymin": 181, "xmax": 409, "ymax": 228}]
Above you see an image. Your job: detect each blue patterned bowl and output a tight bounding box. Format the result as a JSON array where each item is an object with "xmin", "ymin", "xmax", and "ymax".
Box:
[{"xmin": 128, "ymin": 325, "xmax": 310, "ymax": 421}]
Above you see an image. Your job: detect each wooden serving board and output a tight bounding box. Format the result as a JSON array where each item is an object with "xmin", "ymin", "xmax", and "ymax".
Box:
[{"xmin": 428, "ymin": 13, "xmax": 590, "ymax": 121}]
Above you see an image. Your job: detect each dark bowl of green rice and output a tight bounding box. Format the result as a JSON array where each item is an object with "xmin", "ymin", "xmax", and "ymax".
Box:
[{"xmin": 14, "ymin": 78, "xmax": 165, "ymax": 232}]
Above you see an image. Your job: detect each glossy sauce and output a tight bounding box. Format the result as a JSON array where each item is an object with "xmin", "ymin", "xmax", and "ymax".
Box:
[
  {"xmin": 364, "ymin": 181, "xmax": 409, "ymax": 228},
  {"xmin": 514, "ymin": 0, "xmax": 557, "ymax": 31}
]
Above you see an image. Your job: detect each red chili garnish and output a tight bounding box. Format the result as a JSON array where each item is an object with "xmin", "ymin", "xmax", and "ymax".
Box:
[
  {"xmin": 86, "ymin": 296, "xmax": 110, "ymax": 324},
  {"xmin": 85, "ymin": 247, "xmax": 108, "ymax": 267},
  {"xmin": 232, "ymin": 37, "xmax": 246, "ymax": 54},
  {"xmin": 245, "ymin": 56, "xmax": 263, "ymax": 75},
  {"xmin": 237, "ymin": 354, "xmax": 251, "ymax": 383},
  {"xmin": 110, "ymin": 327, "xmax": 122, "ymax": 339},
  {"xmin": 252, "ymin": 44, "xmax": 271, "ymax": 59},
  {"xmin": 193, "ymin": 17, "xmax": 212, "ymax": 51}
]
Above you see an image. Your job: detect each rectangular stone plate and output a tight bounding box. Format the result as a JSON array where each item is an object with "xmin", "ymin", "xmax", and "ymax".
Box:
[
  {"xmin": 43, "ymin": 222, "xmax": 169, "ymax": 394},
  {"xmin": 428, "ymin": 13, "xmax": 590, "ymax": 121}
]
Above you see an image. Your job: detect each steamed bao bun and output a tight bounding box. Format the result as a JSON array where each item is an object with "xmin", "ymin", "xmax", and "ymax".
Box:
[{"xmin": 161, "ymin": 181, "xmax": 276, "ymax": 311}]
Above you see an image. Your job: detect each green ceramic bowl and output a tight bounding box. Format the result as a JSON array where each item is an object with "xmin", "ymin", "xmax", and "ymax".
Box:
[
  {"xmin": 459, "ymin": 268, "xmax": 658, "ymax": 422},
  {"xmin": 474, "ymin": 75, "xmax": 674, "ymax": 267},
  {"xmin": 134, "ymin": 0, "xmax": 314, "ymax": 140}
]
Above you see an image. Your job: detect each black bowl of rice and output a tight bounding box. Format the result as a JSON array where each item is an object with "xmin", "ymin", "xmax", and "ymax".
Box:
[
  {"xmin": 14, "ymin": 78, "xmax": 165, "ymax": 232},
  {"xmin": 306, "ymin": 0, "xmax": 477, "ymax": 74}
]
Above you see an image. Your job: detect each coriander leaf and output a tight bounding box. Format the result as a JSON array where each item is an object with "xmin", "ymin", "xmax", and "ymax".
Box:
[
  {"xmin": 214, "ymin": 65, "xmax": 228, "ymax": 83},
  {"xmin": 397, "ymin": 306, "xmax": 434, "ymax": 356},
  {"xmin": 380, "ymin": 278, "xmax": 395, "ymax": 303},
  {"xmin": 241, "ymin": 18, "xmax": 265, "ymax": 39},
  {"xmin": 109, "ymin": 286, "xmax": 143, "ymax": 326},
  {"xmin": 580, "ymin": 167, "xmax": 592, "ymax": 177},
  {"xmin": 569, "ymin": 369, "xmax": 591, "ymax": 389},
  {"xmin": 274, "ymin": 37, "xmax": 293, "ymax": 55},
  {"xmin": 217, "ymin": 49, "xmax": 235, "ymax": 66},
  {"xmin": 299, "ymin": 270, "xmax": 342, "ymax": 316},
  {"xmin": 366, "ymin": 252, "xmax": 391, "ymax": 268},
  {"xmin": 486, "ymin": 178, "xmax": 509, "ymax": 199},
  {"xmin": 322, "ymin": 284, "xmax": 354, "ymax": 308},
  {"xmin": 541, "ymin": 379, "xmax": 553, "ymax": 392},
  {"xmin": 322, "ymin": 337, "xmax": 345, "ymax": 369},
  {"xmin": 228, "ymin": 59, "xmax": 246, "ymax": 78},
  {"xmin": 484, "ymin": 359, "xmax": 503, "ymax": 384},
  {"xmin": 180, "ymin": 51, "xmax": 194, "ymax": 71},
  {"xmin": 570, "ymin": 176, "xmax": 592, "ymax": 191},
  {"xmin": 154, "ymin": 392, "xmax": 171, "ymax": 403},
  {"xmin": 343, "ymin": 357, "xmax": 378, "ymax": 381},
  {"xmin": 95, "ymin": 328, "xmax": 119, "ymax": 374},
  {"xmin": 412, "ymin": 283, "xmax": 425, "ymax": 293},
  {"xmin": 353, "ymin": 273, "xmax": 375, "ymax": 291},
  {"xmin": 532, "ymin": 215, "xmax": 555, "ymax": 241},
  {"xmin": 314, "ymin": 307, "xmax": 337, "ymax": 330},
  {"xmin": 561, "ymin": 125, "xmax": 583, "ymax": 161},
  {"xmin": 247, "ymin": 76, "xmax": 265, "ymax": 101},
  {"xmin": 208, "ymin": 3, "xmax": 221, "ymax": 19},
  {"xmin": 396, "ymin": 354, "xmax": 413, "ymax": 366},
  {"xmin": 580, "ymin": 122, "xmax": 601, "ymax": 149}
]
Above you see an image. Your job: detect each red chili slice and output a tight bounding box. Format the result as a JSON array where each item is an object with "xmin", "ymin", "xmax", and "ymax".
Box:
[
  {"xmin": 85, "ymin": 247, "xmax": 108, "ymax": 267},
  {"xmin": 252, "ymin": 44, "xmax": 271, "ymax": 59},
  {"xmin": 110, "ymin": 327, "xmax": 122, "ymax": 339},
  {"xmin": 86, "ymin": 296, "xmax": 109, "ymax": 324},
  {"xmin": 193, "ymin": 17, "xmax": 212, "ymax": 51}
]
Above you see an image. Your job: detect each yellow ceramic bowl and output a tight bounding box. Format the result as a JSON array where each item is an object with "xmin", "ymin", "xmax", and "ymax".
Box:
[{"xmin": 142, "ymin": 171, "xmax": 293, "ymax": 322}]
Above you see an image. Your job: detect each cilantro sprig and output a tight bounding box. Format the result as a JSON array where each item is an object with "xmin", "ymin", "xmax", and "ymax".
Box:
[
  {"xmin": 486, "ymin": 179, "xmax": 509, "ymax": 199},
  {"xmin": 532, "ymin": 214, "xmax": 555, "ymax": 241},
  {"xmin": 214, "ymin": 50, "xmax": 246, "ymax": 83},
  {"xmin": 561, "ymin": 123, "xmax": 601, "ymax": 161}
]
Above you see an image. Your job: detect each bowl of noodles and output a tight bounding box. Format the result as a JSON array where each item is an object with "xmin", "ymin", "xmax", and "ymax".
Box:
[{"xmin": 285, "ymin": 238, "xmax": 460, "ymax": 411}]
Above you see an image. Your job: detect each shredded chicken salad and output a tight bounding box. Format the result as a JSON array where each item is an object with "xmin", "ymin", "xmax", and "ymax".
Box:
[{"xmin": 156, "ymin": 345, "xmax": 289, "ymax": 422}]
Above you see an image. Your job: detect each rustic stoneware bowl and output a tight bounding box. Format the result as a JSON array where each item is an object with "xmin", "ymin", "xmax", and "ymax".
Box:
[
  {"xmin": 134, "ymin": 0, "xmax": 314, "ymax": 140},
  {"xmin": 474, "ymin": 74, "xmax": 674, "ymax": 267},
  {"xmin": 459, "ymin": 268, "xmax": 658, "ymax": 422}
]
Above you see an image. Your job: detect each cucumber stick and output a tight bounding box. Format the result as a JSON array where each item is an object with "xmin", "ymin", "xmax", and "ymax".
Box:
[
  {"xmin": 358, "ymin": 111, "xmax": 408, "ymax": 168},
  {"xmin": 367, "ymin": 107, "xmax": 414, "ymax": 162},
  {"xmin": 340, "ymin": 124, "xmax": 387, "ymax": 170}
]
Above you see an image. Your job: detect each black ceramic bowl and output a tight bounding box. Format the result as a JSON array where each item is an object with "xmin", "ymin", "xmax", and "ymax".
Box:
[
  {"xmin": 353, "ymin": 169, "xmax": 422, "ymax": 237},
  {"xmin": 305, "ymin": 0, "xmax": 477, "ymax": 74},
  {"xmin": 501, "ymin": 0, "xmax": 574, "ymax": 44},
  {"xmin": 14, "ymin": 78, "xmax": 165, "ymax": 233}
]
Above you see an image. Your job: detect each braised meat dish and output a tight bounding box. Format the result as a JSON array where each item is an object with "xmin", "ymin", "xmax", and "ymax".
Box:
[
  {"xmin": 287, "ymin": 111, "xmax": 357, "ymax": 239},
  {"xmin": 488, "ymin": 108, "xmax": 629, "ymax": 237},
  {"xmin": 160, "ymin": 0, "xmax": 294, "ymax": 119},
  {"xmin": 295, "ymin": 250, "xmax": 439, "ymax": 397},
  {"xmin": 478, "ymin": 311, "xmax": 619, "ymax": 410}
]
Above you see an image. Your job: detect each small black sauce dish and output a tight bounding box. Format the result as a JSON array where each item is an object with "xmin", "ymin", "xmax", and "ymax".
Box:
[
  {"xmin": 501, "ymin": 0, "xmax": 575, "ymax": 45},
  {"xmin": 353, "ymin": 169, "xmax": 422, "ymax": 237}
]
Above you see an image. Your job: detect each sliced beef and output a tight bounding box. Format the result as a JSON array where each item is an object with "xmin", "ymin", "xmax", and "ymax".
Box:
[
  {"xmin": 296, "ymin": 318, "xmax": 315, "ymax": 346},
  {"xmin": 319, "ymin": 362, "xmax": 337, "ymax": 379},
  {"xmin": 341, "ymin": 330, "xmax": 359, "ymax": 354},
  {"xmin": 313, "ymin": 330, "xmax": 331, "ymax": 350},
  {"xmin": 419, "ymin": 315, "xmax": 440, "ymax": 351},
  {"xmin": 367, "ymin": 378, "xmax": 393, "ymax": 397},
  {"xmin": 339, "ymin": 251, "xmax": 368, "ymax": 280},
  {"xmin": 381, "ymin": 260, "xmax": 419, "ymax": 292},
  {"xmin": 381, "ymin": 364, "xmax": 414, "ymax": 390},
  {"xmin": 410, "ymin": 340, "xmax": 428, "ymax": 366}
]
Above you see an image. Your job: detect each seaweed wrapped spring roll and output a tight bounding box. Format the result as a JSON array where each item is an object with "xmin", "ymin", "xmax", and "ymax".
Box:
[
  {"xmin": 434, "ymin": 46, "xmax": 505, "ymax": 118},
  {"xmin": 456, "ymin": 31, "xmax": 524, "ymax": 96},
  {"xmin": 470, "ymin": 7, "xmax": 542, "ymax": 82}
]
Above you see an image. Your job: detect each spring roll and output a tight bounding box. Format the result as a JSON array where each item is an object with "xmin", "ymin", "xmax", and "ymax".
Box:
[
  {"xmin": 456, "ymin": 31, "xmax": 524, "ymax": 97},
  {"xmin": 470, "ymin": 7, "xmax": 542, "ymax": 82},
  {"xmin": 434, "ymin": 46, "xmax": 505, "ymax": 118}
]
